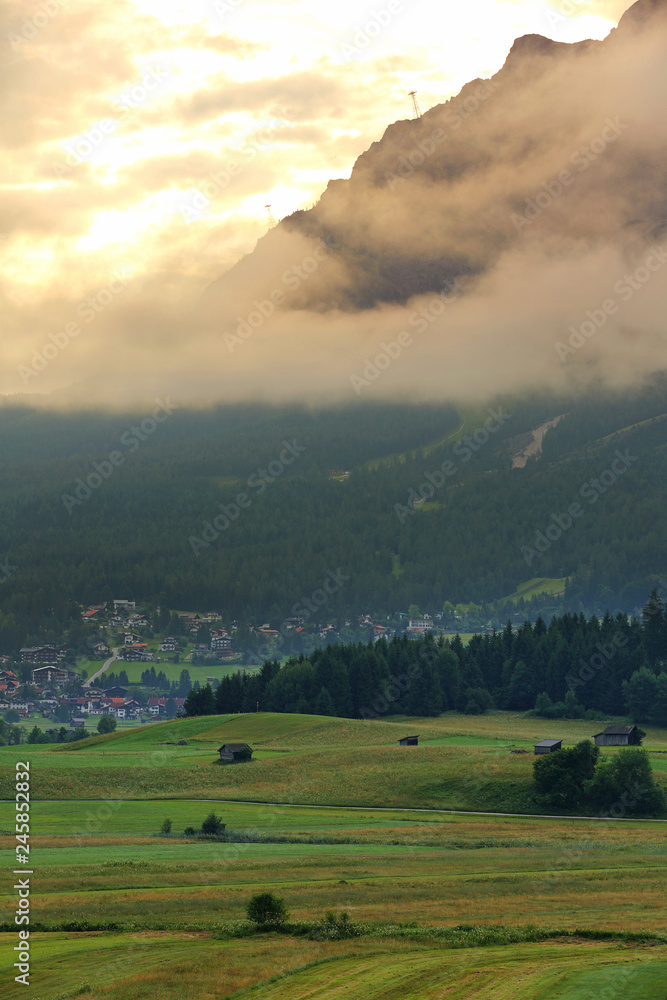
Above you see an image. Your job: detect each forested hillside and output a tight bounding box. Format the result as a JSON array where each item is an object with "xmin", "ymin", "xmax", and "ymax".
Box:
[{"xmin": 0, "ymin": 380, "xmax": 664, "ymax": 650}]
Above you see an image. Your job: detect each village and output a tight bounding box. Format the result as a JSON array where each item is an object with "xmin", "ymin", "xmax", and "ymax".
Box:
[{"xmin": 0, "ymin": 598, "xmax": 525, "ymax": 735}]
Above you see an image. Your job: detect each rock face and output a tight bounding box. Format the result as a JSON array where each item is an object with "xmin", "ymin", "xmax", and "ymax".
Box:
[
  {"xmin": 201, "ymin": 0, "xmax": 667, "ymax": 322},
  {"xmin": 617, "ymin": 0, "xmax": 667, "ymax": 31}
]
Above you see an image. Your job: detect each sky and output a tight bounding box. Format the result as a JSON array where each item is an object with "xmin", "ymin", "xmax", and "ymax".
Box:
[{"xmin": 0, "ymin": 0, "xmax": 649, "ymax": 404}]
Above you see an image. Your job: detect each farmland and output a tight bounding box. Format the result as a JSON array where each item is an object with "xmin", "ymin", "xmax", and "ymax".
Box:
[
  {"xmin": 1, "ymin": 711, "xmax": 665, "ymax": 998},
  {"xmin": 1, "ymin": 711, "xmax": 666, "ymax": 809}
]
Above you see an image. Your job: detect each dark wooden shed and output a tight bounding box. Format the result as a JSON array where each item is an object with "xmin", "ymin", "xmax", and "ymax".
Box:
[
  {"xmin": 398, "ymin": 735, "xmax": 419, "ymax": 746},
  {"xmin": 593, "ymin": 725, "xmax": 639, "ymax": 747},
  {"xmin": 218, "ymin": 742, "xmax": 253, "ymax": 763},
  {"xmin": 533, "ymin": 739, "xmax": 562, "ymax": 755}
]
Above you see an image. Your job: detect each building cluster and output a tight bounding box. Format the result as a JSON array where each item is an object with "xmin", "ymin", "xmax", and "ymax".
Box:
[{"xmin": 533, "ymin": 726, "xmax": 641, "ymax": 754}]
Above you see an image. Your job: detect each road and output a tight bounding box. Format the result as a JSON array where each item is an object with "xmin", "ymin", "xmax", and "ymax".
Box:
[
  {"xmin": 83, "ymin": 646, "xmax": 120, "ymax": 688},
  {"xmin": 193, "ymin": 798, "xmax": 667, "ymax": 822}
]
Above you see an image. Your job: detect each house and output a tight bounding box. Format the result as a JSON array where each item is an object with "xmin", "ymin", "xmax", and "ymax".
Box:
[
  {"xmin": 113, "ymin": 600, "xmax": 136, "ymax": 610},
  {"xmin": 398, "ymin": 735, "xmax": 419, "ymax": 746},
  {"xmin": 218, "ymin": 742, "xmax": 253, "ymax": 763},
  {"xmin": 148, "ymin": 697, "xmax": 168, "ymax": 716},
  {"xmin": 105, "ymin": 687, "xmax": 127, "ymax": 699},
  {"xmin": 21, "ymin": 645, "xmax": 66, "ymax": 663},
  {"xmin": 100, "ymin": 698, "xmax": 126, "ymax": 717},
  {"xmin": 32, "ymin": 665, "xmax": 77, "ymax": 687},
  {"xmin": 120, "ymin": 643, "xmax": 149, "ymax": 661},
  {"xmin": 127, "ymin": 614, "xmax": 149, "ymax": 627},
  {"xmin": 534, "ymin": 739, "xmax": 563, "ymax": 755},
  {"xmin": 593, "ymin": 725, "xmax": 640, "ymax": 747},
  {"xmin": 211, "ymin": 635, "xmax": 231, "ymax": 651},
  {"xmin": 92, "ymin": 642, "xmax": 110, "ymax": 656},
  {"xmin": 70, "ymin": 717, "xmax": 87, "ymax": 728},
  {"xmin": 407, "ymin": 617, "xmax": 434, "ymax": 632}
]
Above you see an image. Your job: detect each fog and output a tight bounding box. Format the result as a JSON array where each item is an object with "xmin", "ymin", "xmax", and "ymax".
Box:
[{"xmin": 3, "ymin": 0, "xmax": 667, "ymax": 408}]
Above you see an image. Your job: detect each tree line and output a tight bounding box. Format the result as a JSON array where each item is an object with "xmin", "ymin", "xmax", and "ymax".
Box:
[{"xmin": 184, "ymin": 592, "xmax": 667, "ymax": 723}]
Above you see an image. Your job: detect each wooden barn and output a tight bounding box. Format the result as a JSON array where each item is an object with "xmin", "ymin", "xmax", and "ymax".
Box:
[
  {"xmin": 218, "ymin": 742, "xmax": 253, "ymax": 763},
  {"xmin": 593, "ymin": 725, "xmax": 639, "ymax": 747},
  {"xmin": 533, "ymin": 739, "xmax": 562, "ymax": 755},
  {"xmin": 398, "ymin": 735, "xmax": 419, "ymax": 746}
]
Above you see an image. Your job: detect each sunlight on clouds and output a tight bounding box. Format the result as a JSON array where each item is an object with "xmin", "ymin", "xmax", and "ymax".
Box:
[
  {"xmin": 0, "ymin": 0, "xmax": 630, "ymax": 313},
  {"xmin": 77, "ymin": 208, "xmax": 158, "ymax": 253},
  {"xmin": 2, "ymin": 243, "xmax": 57, "ymax": 293}
]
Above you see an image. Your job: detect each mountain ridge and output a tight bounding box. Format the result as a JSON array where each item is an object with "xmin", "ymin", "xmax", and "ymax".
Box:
[{"xmin": 201, "ymin": 0, "xmax": 667, "ymax": 321}]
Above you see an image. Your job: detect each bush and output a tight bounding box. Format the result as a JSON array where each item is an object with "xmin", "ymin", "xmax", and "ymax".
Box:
[
  {"xmin": 585, "ymin": 748, "xmax": 666, "ymax": 817},
  {"xmin": 533, "ymin": 740, "xmax": 599, "ymax": 809},
  {"xmin": 530, "ymin": 689, "xmax": 585, "ymax": 719},
  {"xmin": 183, "ymin": 827, "xmax": 197, "ymax": 836},
  {"xmin": 201, "ymin": 811, "xmax": 225, "ymax": 836},
  {"xmin": 246, "ymin": 892, "xmax": 289, "ymax": 926},
  {"xmin": 313, "ymin": 910, "xmax": 362, "ymax": 940},
  {"xmin": 97, "ymin": 715, "xmax": 116, "ymax": 734},
  {"xmin": 160, "ymin": 818, "xmax": 172, "ymax": 835}
]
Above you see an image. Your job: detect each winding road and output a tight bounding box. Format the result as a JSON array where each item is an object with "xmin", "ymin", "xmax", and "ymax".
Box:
[{"xmin": 83, "ymin": 646, "xmax": 120, "ymax": 688}]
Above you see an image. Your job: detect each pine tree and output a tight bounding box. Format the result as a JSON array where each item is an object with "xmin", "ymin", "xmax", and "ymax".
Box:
[{"xmin": 314, "ymin": 687, "xmax": 335, "ymax": 716}]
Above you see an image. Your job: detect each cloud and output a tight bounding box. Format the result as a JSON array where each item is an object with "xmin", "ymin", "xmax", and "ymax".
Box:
[{"xmin": 1, "ymin": 0, "xmax": 666, "ymax": 408}]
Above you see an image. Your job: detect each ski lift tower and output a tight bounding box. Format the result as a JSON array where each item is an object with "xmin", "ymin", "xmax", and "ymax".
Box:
[{"xmin": 409, "ymin": 91, "xmax": 422, "ymax": 119}]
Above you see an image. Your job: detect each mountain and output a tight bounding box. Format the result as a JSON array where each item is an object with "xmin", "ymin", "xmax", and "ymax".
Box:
[
  {"xmin": 202, "ymin": 0, "xmax": 667, "ymax": 317},
  {"xmin": 0, "ymin": 380, "xmax": 663, "ymax": 647},
  {"xmin": 198, "ymin": 0, "xmax": 667, "ymax": 403}
]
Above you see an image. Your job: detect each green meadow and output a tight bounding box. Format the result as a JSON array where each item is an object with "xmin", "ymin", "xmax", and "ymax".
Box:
[
  {"xmin": 118, "ymin": 659, "xmax": 247, "ymax": 684},
  {"xmin": 1, "ymin": 711, "xmax": 665, "ymax": 812},
  {"xmin": 1, "ymin": 711, "xmax": 666, "ymax": 998},
  {"xmin": 1, "ymin": 932, "xmax": 663, "ymax": 1000}
]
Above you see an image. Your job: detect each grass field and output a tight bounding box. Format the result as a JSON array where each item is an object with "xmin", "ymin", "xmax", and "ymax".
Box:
[
  {"xmin": 1, "ymin": 710, "xmax": 665, "ymax": 998},
  {"xmin": 1, "ymin": 712, "xmax": 665, "ymax": 810},
  {"xmin": 118, "ymin": 659, "xmax": 246, "ymax": 683},
  {"xmin": 0, "ymin": 932, "xmax": 665, "ymax": 999},
  {"xmin": 496, "ymin": 577, "xmax": 567, "ymax": 604}
]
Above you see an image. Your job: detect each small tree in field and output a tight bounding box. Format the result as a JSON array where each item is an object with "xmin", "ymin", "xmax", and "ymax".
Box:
[
  {"xmin": 246, "ymin": 892, "xmax": 289, "ymax": 926},
  {"xmin": 201, "ymin": 811, "xmax": 225, "ymax": 836},
  {"xmin": 97, "ymin": 715, "xmax": 116, "ymax": 734},
  {"xmin": 160, "ymin": 818, "xmax": 172, "ymax": 835}
]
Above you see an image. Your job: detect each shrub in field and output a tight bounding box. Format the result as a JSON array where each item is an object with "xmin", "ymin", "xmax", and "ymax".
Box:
[
  {"xmin": 313, "ymin": 910, "xmax": 362, "ymax": 940},
  {"xmin": 97, "ymin": 715, "xmax": 117, "ymax": 734},
  {"xmin": 534, "ymin": 741, "xmax": 665, "ymax": 816},
  {"xmin": 533, "ymin": 739, "xmax": 599, "ymax": 809},
  {"xmin": 585, "ymin": 748, "xmax": 666, "ymax": 816},
  {"xmin": 201, "ymin": 811, "xmax": 225, "ymax": 836},
  {"xmin": 246, "ymin": 892, "xmax": 289, "ymax": 926},
  {"xmin": 160, "ymin": 818, "xmax": 172, "ymax": 835}
]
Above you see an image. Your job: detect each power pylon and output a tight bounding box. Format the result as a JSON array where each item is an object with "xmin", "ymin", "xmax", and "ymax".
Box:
[
  {"xmin": 265, "ymin": 204, "xmax": 276, "ymax": 228},
  {"xmin": 409, "ymin": 91, "xmax": 422, "ymax": 119}
]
